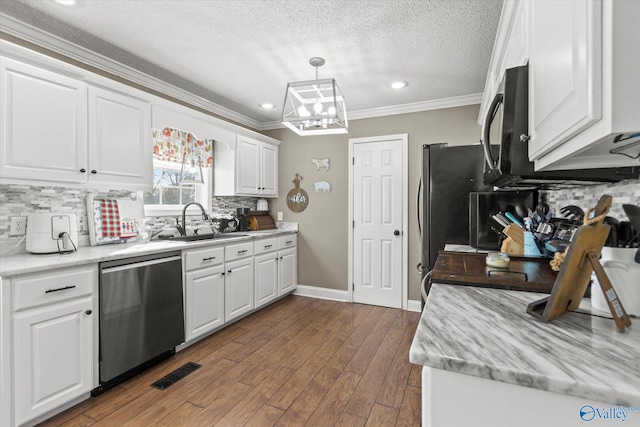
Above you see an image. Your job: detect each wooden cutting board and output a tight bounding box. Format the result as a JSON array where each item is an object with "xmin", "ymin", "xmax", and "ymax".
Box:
[{"xmin": 431, "ymin": 251, "xmax": 558, "ymax": 293}]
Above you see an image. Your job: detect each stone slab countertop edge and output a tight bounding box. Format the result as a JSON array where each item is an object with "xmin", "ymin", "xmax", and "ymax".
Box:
[
  {"xmin": 0, "ymin": 230, "xmax": 296, "ymax": 277},
  {"xmin": 409, "ymin": 283, "xmax": 640, "ymax": 407}
]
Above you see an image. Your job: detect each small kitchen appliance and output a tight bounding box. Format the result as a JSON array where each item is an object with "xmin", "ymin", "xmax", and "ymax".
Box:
[
  {"xmin": 257, "ymin": 198, "xmax": 268, "ymax": 211},
  {"xmin": 26, "ymin": 212, "xmax": 78, "ymax": 254},
  {"xmin": 482, "ymin": 65, "xmax": 639, "ymax": 188},
  {"xmin": 236, "ymin": 207, "xmax": 250, "ymax": 231}
]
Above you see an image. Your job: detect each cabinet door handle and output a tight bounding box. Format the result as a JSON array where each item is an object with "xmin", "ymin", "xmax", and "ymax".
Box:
[
  {"xmin": 264, "ymin": 244, "xmax": 272, "ymax": 249},
  {"xmin": 227, "ymin": 269, "xmax": 232, "ymax": 274},
  {"xmin": 202, "ymin": 256, "xmax": 216, "ymax": 261},
  {"xmin": 221, "ymin": 272, "xmax": 225, "ymax": 276},
  {"xmin": 45, "ymin": 285, "xmax": 76, "ymax": 294},
  {"xmin": 85, "ymin": 310, "xmax": 92, "ymax": 315},
  {"xmin": 280, "ymin": 256, "xmax": 283, "ymax": 260},
  {"xmin": 91, "ymin": 170, "xmax": 98, "ymax": 174},
  {"xmin": 79, "ymin": 168, "xmax": 86, "ymax": 173}
]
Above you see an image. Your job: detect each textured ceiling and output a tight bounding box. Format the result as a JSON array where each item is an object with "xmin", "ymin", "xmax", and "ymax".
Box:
[{"xmin": 0, "ymin": 0, "xmax": 504, "ymax": 128}]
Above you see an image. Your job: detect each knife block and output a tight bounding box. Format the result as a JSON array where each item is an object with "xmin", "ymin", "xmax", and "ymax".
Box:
[{"xmin": 501, "ymin": 225, "xmax": 524, "ymax": 255}]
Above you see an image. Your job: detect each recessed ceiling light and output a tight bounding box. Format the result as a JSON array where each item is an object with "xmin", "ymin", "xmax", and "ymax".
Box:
[
  {"xmin": 390, "ymin": 81, "xmax": 409, "ymax": 89},
  {"xmin": 260, "ymin": 103, "xmax": 275, "ymax": 110}
]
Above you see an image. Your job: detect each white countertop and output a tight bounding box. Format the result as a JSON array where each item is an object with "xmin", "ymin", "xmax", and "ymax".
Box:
[
  {"xmin": 409, "ymin": 283, "xmax": 640, "ymax": 407},
  {"xmin": 0, "ymin": 229, "xmax": 295, "ymax": 277}
]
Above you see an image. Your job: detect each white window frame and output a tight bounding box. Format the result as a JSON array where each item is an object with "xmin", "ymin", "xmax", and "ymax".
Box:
[{"xmin": 143, "ymin": 159, "xmax": 212, "ymax": 217}]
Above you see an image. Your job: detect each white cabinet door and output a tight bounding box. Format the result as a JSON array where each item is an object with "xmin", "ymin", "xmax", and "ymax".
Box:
[
  {"xmin": 260, "ymin": 142, "xmax": 278, "ymax": 196},
  {"xmin": 528, "ymin": 0, "xmax": 602, "ymax": 160},
  {"xmin": 254, "ymin": 253, "xmax": 278, "ymax": 308},
  {"xmin": 88, "ymin": 86, "xmax": 152, "ymax": 190},
  {"xmin": 0, "ymin": 56, "xmax": 87, "ymax": 183},
  {"xmin": 278, "ymin": 247, "xmax": 297, "ymax": 295},
  {"xmin": 224, "ymin": 258, "xmax": 254, "ymax": 322},
  {"xmin": 13, "ymin": 297, "xmax": 93, "ymax": 426},
  {"xmin": 236, "ymin": 136, "xmax": 260, "ymax": 195},
  {"xmin": 184, "ymin": 265, "xmax": 225, "ymax": 341}
]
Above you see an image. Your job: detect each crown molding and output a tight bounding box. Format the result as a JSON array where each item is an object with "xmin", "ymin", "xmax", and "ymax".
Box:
[
  {"xmin": 0, "ymin": 13, "xmax": 262, "ymax": 130},
  {"xmin": 258, "ymin": 93, "xmax": 482, "ymax": 131},
  {"xmin": 1, "ymin": 13, "xmax": 483, "ymax": 134}
]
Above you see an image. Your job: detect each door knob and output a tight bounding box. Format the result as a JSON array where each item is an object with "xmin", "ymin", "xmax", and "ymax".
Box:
[{"xmin": 394, "ymin": 230, "xmax": 401, "ymax": 236}]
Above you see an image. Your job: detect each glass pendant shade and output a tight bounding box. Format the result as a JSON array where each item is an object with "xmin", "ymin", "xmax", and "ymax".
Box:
[
  {"xmin": 180, "ymin": 153, "xmax": 204, "ymax": 184},
  {"xmin": 281, "ymin": 59, "xmax": 348, "ymax": 136}
]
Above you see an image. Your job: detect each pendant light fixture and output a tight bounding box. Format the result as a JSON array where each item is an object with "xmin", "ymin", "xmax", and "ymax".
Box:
[
  {"xmin": 281, "ymin": 57, "xmax": 348, "ymax": 136},
  {"xmin": 180, "ymin": 152, "xmax": 204, "ymax": 184}
]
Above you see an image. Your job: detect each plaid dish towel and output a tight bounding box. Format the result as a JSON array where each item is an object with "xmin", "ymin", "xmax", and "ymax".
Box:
[{"xmin": 99, "ymin": 199, "xmax": 121, "ymax": 238}]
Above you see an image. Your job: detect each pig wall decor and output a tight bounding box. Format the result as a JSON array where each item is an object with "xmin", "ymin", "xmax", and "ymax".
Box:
[{"xmin": 313, "ymin": 181, "xmax": 332, "ymax": 192}]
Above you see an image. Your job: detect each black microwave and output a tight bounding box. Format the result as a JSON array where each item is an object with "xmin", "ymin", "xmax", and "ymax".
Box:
[{"xmin": 482, "ymin": 65, "xmax": 639, "ymax": 188}]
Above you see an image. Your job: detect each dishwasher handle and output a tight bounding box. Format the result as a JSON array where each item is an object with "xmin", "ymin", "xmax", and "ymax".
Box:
[{"xmin": 101, "ymin": 255, "xmax": 182, "ymax": 274}]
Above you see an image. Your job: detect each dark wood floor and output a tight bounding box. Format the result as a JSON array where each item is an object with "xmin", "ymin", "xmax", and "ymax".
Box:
[{"xmin": 39, "ymin": 295, "xmax": 422, "ymax": 426}]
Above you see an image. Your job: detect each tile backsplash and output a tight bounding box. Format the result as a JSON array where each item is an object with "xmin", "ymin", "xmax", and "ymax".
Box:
[
  {"xmin": 0, "ymin": 184, "xmax": 259, "ymax": 254},
  {"xmin": 541, "ymin": 178, "xmax": 640, "ymax": 220}
]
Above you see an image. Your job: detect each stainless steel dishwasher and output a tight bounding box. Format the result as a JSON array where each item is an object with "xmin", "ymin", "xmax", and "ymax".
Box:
[{"xmin": 93, "ymin": 251, "xmax": 184, "ymax": 395}]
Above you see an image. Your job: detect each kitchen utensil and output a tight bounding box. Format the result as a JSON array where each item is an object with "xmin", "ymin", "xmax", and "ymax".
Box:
[
  {"xmin": 622, "ymin": 204, "xmax": 640, "ymax": 245},
  {"xmin": 603, "ymin": 216, "xmax": 619, "ymax": 247},
  {"xmin": 504, "ymin": 212, "xmax": 524, "ymax": 228},
  {"xmin": 560, "ymin": 205, "xmax": 584, "ymax": 221}
]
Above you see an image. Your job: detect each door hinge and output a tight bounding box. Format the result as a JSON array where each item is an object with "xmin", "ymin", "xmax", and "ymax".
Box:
[
  {"xmin": 352, "ymin": 283, "xmax": 355, "ymax": 291},
  {"xmin": 352, "ymin": 157, "xmax": 355, "ymax": 165},
  {"xmin": 352, "ymin": 220, "xmax": 355, "ymax": 228}
]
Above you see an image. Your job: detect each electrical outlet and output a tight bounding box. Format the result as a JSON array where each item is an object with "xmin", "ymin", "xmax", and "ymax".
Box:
[
  {"xmin": 277, "ymin": 211, "xmax": 283, "ymax": 221},
  {"xmin": 78, "ymin": 215, "xmax": 87, "ymax": 232},
  {"xmin": 10, "ymin": 216, "xmax": 27, "ymax": 236}
]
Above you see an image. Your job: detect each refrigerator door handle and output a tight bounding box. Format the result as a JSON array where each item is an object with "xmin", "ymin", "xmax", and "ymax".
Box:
[{"xmin": 417, "ymin": 172, "xmax": 423, "ymax": 242}]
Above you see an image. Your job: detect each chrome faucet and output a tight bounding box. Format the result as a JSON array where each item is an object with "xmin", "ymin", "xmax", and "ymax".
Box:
[{"xmin": 176, "ymin": 202, "xmax": 209, "ymax": 236}]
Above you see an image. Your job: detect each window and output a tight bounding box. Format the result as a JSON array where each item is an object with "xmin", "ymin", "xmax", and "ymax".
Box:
[{"xmin": 143, "ymin": 160, "xmax": 211, "ymax": 216}]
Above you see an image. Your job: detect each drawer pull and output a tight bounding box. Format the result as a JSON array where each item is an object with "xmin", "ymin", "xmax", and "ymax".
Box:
[
  {"xmin": 202, "ymin": 256, "xmax": 216, "ymax": 261},
  {"xmin": 45, "ymin": 285, "xmax": 76, "ymax": 294},
  {"xmin": 264, "ymin": 244, "xmax": 273, "ymax": 249},
  {"xmin": 286, "ymin": 241, "xmax": 293, "ymax": 244},
  {"xmin": 237, "ymin": 249, "xmax": 248, "ymax": 255}
]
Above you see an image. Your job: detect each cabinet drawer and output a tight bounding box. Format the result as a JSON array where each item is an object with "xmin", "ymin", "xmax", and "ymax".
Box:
[
  {"xmin": 254, "ymin": 238, "xmax": 278, "ymax": 255},
  {"xmin": 278, "ymin": 234, "xmax": 297, "ymax": 249},
  {"xmin": 12, "ymin": 266, "xmax": 96, "ymax": 311},
  {"xmin": 184, "ymin": 246, "xmax": 224, "ymax": 271},
  {"xmin": 225, "ymin": 242, "xmax": 254, "ymax": 261}
]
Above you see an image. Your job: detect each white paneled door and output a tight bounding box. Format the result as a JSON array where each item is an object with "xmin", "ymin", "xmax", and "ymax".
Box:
[{"xmin": 352, "ymin": 137, "xmax": 405, "ymax": 308}]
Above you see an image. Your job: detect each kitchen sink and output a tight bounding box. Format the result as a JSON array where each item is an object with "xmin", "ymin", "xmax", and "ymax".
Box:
[{"xmin": 156, "ymin": 233, "xmax": 248, "ymax": 242}]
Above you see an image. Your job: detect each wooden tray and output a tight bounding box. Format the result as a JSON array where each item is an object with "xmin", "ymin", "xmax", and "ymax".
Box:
[{"xmin": 431, "ymin": 251, "xmax": 557, "ymax": 293}]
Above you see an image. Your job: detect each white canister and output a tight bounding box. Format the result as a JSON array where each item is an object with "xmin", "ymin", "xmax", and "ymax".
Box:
[
  {"xmin": 257, "ymin": 198, "xmax": 268, "ymax": 211},
  {"xmin": 591, "ymin": 247, "xmax": 640, "ymax": 316}
]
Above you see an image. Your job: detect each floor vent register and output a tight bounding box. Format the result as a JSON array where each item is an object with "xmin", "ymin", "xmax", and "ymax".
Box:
[{"xmin": 150, "ymin": 362, "xmax": 202, "ymax": 390}]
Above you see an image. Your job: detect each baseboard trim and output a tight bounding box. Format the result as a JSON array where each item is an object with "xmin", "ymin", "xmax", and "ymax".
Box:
[
  {"xmin": 294, "ymin": 285, "xmax": 423, "ymax": 313},
  {"xmin": 293, "ymin": 285, "xmax": 349, "ymax": 303},
  {"xmin": 407, "ymin": 299, "xmax": 422, "ymax": 312}
]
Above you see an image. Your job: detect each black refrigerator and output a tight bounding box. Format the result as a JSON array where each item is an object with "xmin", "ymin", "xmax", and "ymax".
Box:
[{"xmin": 420, "ymin": 143, "xmax": 493, "ymax": 283}]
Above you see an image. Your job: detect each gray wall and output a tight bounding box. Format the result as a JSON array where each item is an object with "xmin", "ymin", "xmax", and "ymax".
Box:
[{"xmin": 264, "ymin": 104, "xmax": 484, "ymax": 301}]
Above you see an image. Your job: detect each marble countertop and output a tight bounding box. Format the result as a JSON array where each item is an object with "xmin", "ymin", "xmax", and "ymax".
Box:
[
  {"xmin": 0, "ymin": 229, "xmax": 296, "ymax": 277},
  {"xmin": 409, "ymin": 283, "xmax": 640, "ymax": 406}
]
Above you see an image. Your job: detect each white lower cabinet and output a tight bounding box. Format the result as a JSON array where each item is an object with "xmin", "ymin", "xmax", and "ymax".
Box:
[
  {"xmin": 254, "ymin": 238, "xmax": 279, "ymax": 309},
  {"xmin": 8, "ymin": 266, "xmax": 97, "ymax": 427},
  {"xmin": 278, "ymin": 247, "xmax": 297, "ymax": 294},
  {"xmin": 183, "ymin": 247, "xmax": 225, "ymax": 342},
  {"xmin": 224, "ymin": 257, "xmax": 254, "ymax": 322}
]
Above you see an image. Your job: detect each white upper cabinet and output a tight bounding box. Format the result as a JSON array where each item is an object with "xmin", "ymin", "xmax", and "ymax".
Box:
[
  {"xmin": 88, "ymin": 85, "xmax": 151, "ymax": 190},
  {"xmin": 236, "ymin": 135, "xmax": 278, "ymax": 197},
  {"xmin": 527, "ymin": 0, "xmax": 602, "ymax": 163},
  {"xmin": 0, "ymin": 56, "xmax": 88, "ymax": 183},
  {"xmin": 214, "ymin": 134, "xmax": 279, "ymax": 198},
  {"xmin": 0, "ymin": 42, "xmax": 153, "ymax": 190},
  {"xmin": 480, "ymin": 0, "xmax": 640, "ymax": 171}
]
